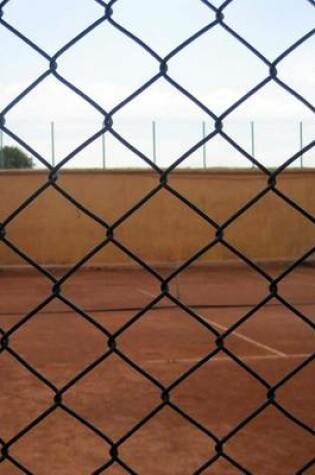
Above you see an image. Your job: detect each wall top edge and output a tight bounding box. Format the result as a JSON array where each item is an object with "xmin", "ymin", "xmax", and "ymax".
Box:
[{"xmin": 0, "ymin": 167, "xmax": 314, "ymax": 177}]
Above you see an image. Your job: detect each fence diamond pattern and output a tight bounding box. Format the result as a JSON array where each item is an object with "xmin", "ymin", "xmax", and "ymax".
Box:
[{"xmin": 0, "ymin": 1, "xmax": 314, "ymax": 473}]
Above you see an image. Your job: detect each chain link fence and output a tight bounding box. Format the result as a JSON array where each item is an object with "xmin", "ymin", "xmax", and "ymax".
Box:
[{"xmin": 0, "ymin": 0, "xmax": 314, "ymax": 473}]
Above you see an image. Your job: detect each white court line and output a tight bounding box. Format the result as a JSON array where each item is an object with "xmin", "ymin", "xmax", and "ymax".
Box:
[
  {"xmin": 137, "ymin": 288, "xmax": 157, "ymax": 298},
  {"xmin": 145, "ymin": 354, "xmax": 312, "ymax": 365},
  {"xmin": 136, "ymin": 291, "xmax": 288, "ymax": 357},
  {"xmin": 200, "ymin": 316, "xmax": 287, "ymax": 357}
]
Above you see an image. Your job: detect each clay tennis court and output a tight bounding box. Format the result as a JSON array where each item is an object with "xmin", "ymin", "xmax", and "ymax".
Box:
[{"xmin": 0, "ymin": 262, "xmax": 314, "ymax": 474}]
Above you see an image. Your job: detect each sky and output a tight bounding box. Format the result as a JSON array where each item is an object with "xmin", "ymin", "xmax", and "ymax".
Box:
[{"xmin": 0, "ymin": 0, "xmax": 314, "ymax": 170}]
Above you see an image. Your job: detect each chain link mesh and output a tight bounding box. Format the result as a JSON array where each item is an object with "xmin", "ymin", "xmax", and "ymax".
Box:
[{"xmin": 0, "ymin": 0, "xmax": 314, "ymax": 473}]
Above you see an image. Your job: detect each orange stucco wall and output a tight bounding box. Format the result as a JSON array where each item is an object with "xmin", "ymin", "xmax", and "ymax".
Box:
[{"xmin": 0, "ymin": 169, "xmax": 314, "ymax": 266}]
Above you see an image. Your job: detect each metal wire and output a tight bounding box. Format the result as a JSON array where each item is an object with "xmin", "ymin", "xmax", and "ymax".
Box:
[{"xmin": 0, "ymin": 0, "xmax": 314, "ymax": 473}]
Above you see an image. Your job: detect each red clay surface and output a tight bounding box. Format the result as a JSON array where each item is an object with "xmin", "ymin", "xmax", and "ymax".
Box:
[{"xmin": 0, "ymin": 264, "xmax": 314, "ymax": 474}]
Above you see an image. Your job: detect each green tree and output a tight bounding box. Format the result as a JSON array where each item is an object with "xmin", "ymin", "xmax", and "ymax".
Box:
[{"xmin": 0, "ymin": 146, "xmax": 33, "ymax": 169}]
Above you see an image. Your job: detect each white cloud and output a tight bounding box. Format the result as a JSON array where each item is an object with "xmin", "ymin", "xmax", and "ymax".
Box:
[{"xmin": 2, "ymin": 77, "xmax": 313, "ymax": 126}]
